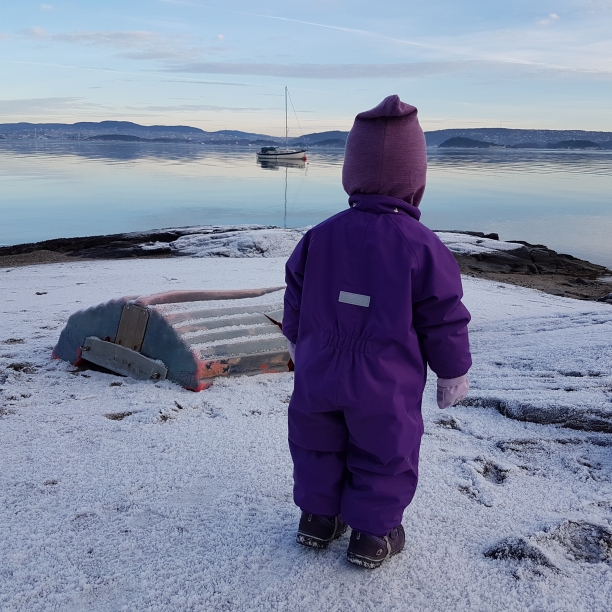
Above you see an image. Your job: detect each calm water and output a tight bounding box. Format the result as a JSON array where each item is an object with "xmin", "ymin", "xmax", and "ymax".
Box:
[{"xmin": 1, "ymin": 141, "xmax": 611, "ymax": 268}]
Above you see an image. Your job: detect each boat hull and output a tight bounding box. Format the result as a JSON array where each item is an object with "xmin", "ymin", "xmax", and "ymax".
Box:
[{"xmin": 256, "ymin": 149, "xmax": 307, "ymax": 160}]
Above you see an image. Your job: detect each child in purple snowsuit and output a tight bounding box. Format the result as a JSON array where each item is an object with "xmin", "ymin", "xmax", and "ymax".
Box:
[{"xmin": 282, "ymin": 95, "xmax": 471, "ymax": 568}]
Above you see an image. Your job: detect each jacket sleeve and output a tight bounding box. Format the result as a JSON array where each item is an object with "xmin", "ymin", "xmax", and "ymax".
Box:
[
  {"xmin": 412, "ymin": 238, "xmax": 472, "ymax": 379},
  {"xmin": 283, "ymin": 233, "xmax": 310, "ymax": 344}
]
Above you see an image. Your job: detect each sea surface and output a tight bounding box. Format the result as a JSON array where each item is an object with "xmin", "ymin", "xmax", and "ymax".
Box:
[{"xmin": 1, "ymin": 141, "xmax": 611, "ymax": 268}]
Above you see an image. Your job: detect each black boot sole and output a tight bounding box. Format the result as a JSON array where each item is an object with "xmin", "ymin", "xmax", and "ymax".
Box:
[
  {"xmin": 346, "ymin": 546, "xmax": 404, "ymax": 569},
  {"xmin": 296, "ymin": 525, "xmax": 348, "ymax": 550}
]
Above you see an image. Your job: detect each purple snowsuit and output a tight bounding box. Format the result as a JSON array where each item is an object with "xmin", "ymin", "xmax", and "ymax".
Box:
[{"xmin": 283, "ymin": 97, "xmax": 471, "ymax": 536}]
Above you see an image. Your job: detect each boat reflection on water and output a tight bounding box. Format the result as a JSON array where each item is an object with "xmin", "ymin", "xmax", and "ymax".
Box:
[
  {"xmin": 257, "ymin": 157, "xmax": 308, "ymax": 228},
  {"xmin": 257, "ymin": 157, "xmax": 307, "ymax": 171}
]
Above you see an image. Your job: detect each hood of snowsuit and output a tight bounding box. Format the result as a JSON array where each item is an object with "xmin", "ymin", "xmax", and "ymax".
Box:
[{"xmin": 342, "ymin": 95, "xmax": 427, "ymax": 208}]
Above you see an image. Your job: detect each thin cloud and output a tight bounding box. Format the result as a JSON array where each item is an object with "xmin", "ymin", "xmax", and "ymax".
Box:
[
  {"xmin": 119, "ymin": 49, "xmax": 198, "ymax": 61},
  {"xmin": 20, "ymin": 27, "xmax": 160, "ymax": 51},
  {"xmin": 21, "ymin": 26, "xmax": 49, "ymax": 39},
  {"xmin": 0, "ymin": 97, "xmax": 107, "ymax": 116},
  {"xmin": 40, "ymin": 4, "xmax": 53, "ymax": 9},
  {"xmin": 125, "ymin": 103, "xmax": 267, "ymax": 113},
  {"xmin": 19, "ymin": 27, "xmax": 225, "ymax": 62},
  {"xmin": 538, "ymin": 13, "xmax": 561, "ymax": 25},
  {"xmin": 54, "ymin": 30, "xmax": 161, "ymax": 48},
  {"xmin": 160, "ymin": 59, "xmax": 593, "ymax": 79},
  {"xmin": 0, "ymin": 59, "xmax": 150, "ymax": 77},
  {"xmin": 584, "ymin": 1, "xmax": 612, "ymax": 11},
  {"xmin": 161, "ymin": 61, "xmax": 467, "ymax": 79},
  {"xmin": 0, "ymin": 33, "xmax": 10, "ymax": 41},
  {"xmin": 162, "ymin": 78, "xmax": 256, "ymax": 87},
  {"xmin": 445, "ymin": 20, "xmax": 612, "ymax": 75}
]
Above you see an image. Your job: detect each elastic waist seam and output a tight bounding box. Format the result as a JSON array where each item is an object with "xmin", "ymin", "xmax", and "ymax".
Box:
[{"xmin": 323, "ymin": 332, "xmax": 373, "ymax": 354}]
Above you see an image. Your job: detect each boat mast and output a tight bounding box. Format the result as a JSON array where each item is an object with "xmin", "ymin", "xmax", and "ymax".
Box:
[{"xmin": 285, "ymin": 86, "xmax": 288, "ymax": 150}]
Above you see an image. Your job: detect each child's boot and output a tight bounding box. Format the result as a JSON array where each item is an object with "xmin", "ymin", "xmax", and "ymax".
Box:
[
  {"xmin": 346, "ymin": 525, "xmax": 405, "ymax": 568},
  {"xmin": 296, "ymin": 512, "xmax": 348, "ymax": 549}
]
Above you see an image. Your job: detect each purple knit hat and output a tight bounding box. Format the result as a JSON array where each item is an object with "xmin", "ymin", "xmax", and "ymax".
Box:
[{"xmin": 342, "ymin": 95, "xmax": 427, "ymax": 207}]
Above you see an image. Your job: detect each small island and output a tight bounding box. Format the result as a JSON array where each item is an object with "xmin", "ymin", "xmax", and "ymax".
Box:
[
  {"xmin": 438, "ymin": 137, "xmax": 500, "ymax": 148},
  {"xmin": 438, "ymin": 137, "xmax": 610, "ymax": 150},
  {"xmin": 545, "ymin": 140, "xmax": 604, "ymax": 150}
]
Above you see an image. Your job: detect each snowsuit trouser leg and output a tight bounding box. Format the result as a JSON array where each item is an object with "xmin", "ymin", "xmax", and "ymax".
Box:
[
  {"xmin": 339, "ymin": 441, "xmax": 420, "ymax": 535},
  {"xmin": 289, "ymin": 440, "xmax": 347, "ymax": 517}
]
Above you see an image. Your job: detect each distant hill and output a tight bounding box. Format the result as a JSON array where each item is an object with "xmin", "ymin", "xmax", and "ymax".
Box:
[
  {"xmin": 87, "ymin": 134, "xmax": 144, "ymax": 142},
  {"xmin": 0, "ymin": 121, "xmax": 204, "ymax": 136},
  {"xmin": 439, "ymin": 137, "xmax": 500, "ymax": 149},
  {"xmin": 0, "ymin": 121, "xmax": 270, "ymax": 143},
  {"xmin": 546, "ymin": 140, "xmax": 604, "ymax": 150},
  {"xmin": 2, "ymin": 122, "xmax": 612, "ymax": 150},
  {"xmin": 289, "ymin": 131, "xmax": 348, "ymax": 146},
  {"xmin": 249, "ymin": 139, "xmax": 279, "ymax": 146},
  {"xmin": 425, "ymin": 128, "xmax": 612, "ymax": 148},
  {"xmin": 309, "ymin": 138, "xmax": 347, "ymax": 148},
  {"xmin": 86, "ymin": 134, "xmax": 207, "ymax": 143}
]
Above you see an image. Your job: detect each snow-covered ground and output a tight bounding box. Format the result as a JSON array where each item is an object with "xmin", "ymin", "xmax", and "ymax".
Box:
[
  {"xmin": 434, "ymin": 232, "xmax": 522, "ymax": 256},
  {"xmin": 1, "ymin": 255, "xmax": 612, "ymax": 612}
]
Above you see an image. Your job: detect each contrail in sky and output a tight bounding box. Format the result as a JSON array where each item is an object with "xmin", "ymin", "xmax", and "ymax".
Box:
[{"xmin": 157, "ymin": 0, "xmax": 435, "ymax": 50}]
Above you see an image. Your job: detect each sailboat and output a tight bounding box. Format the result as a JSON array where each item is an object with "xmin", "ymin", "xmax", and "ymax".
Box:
[{"xmin": 257, "ymin": 87, "xmax": 307, "ymax": 161}]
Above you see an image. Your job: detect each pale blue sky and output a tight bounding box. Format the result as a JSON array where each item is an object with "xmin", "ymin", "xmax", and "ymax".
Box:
[{"xmin": 1, "ymin": 1, "xmax": 611, "ymax": 134}]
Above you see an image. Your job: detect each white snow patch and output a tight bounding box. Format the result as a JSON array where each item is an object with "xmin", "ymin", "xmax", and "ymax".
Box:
[
  {"xmin": 171, "ymin": 228, "xmax": 307, "ymax": 258},
  {"xmin": 435, "ymin": 232, "xmax": 523, "ymax": 256},
  {"xmin": 138, "ymin": 241, "xmax": 170, "ymax": 251}
]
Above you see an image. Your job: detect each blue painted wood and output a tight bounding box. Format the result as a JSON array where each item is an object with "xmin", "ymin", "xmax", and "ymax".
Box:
[{"xmin": 53, "ymin": 299, "xmax": 128, "ymax": 364}]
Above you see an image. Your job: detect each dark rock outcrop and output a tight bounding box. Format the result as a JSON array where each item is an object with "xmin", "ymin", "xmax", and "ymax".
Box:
[
  {"xmin": 451, "ymin": 239, "xmax": 608, "ymax": 278},
  {"xmin": 460, "ymin": 395, "xmax": 612, "ymax": 433},
  {"xmin": 0, "ymin": 226, "xmax": 272, "ymax": 260}
]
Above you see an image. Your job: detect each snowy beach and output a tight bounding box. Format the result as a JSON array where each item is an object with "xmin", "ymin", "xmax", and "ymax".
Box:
[{"xmin": 1, "ymin": 247, "xmax": 612, "ymax": 611}]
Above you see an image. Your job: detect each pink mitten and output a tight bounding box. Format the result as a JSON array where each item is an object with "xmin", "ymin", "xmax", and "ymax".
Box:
[
  {"xmin": 287, "ymin": 340, "xmax": 296, "ymax": 365},
  {"xmin": 437, "ymin": 375, "xmax": 469, "ymax": 409}
]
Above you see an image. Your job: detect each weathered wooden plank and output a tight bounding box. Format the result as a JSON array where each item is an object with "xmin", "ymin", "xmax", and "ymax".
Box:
[
  {"xmin": 196, "ymin": 335, "xmax": 288, "ymax": 359},
  {"xmin": 197, "ymin": 350, "xmax": 290, "ymax": 380},
  {"xmin": 185, "ymin": 323, "xmax": 279, "ymax": 346},
  {"xmin": 165, "ymin": 303, "xmax": 283, "ymax": 325},
  {"xmin": 174, "ymin": 313, "xmax": 270, "ymax": 335}
]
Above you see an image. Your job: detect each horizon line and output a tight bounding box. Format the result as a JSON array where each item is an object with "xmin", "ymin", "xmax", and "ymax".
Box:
[{"xmin": 2, "ymin": 120, "xmax": 612, "ymax": 135}]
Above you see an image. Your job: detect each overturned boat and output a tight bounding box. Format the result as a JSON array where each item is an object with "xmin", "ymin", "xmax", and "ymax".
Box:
[{"xmin": 53, "ymin": 287, "xmax": 291, "ymax": 391}]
